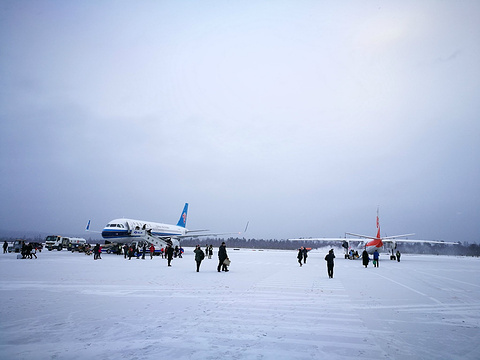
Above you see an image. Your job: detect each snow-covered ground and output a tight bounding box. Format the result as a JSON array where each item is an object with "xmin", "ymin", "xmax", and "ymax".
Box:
[{"xmin": 1, "ymin": 247, "xmax": 479, "ymax": 359}]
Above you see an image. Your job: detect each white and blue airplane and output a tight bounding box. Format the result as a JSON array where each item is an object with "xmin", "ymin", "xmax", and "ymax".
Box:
[{"xmin": 86, "ymin": 203, "xmax": 237, "ymax": 248}]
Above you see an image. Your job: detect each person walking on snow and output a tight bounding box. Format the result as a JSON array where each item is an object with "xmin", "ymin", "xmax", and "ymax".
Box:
[
  {"xmin": 362, "ymin": 249, "xmax": 370, "ymax": 268},
  {"xmin": 217, "ymin": 242, "xmax": 229, "ymax": 272},
  {"xmin": 166, "ymin": 244, "xmax": 174, "ymax": 266},
  {"xmin": 325, "ymin": 249, "xmax": 335, "ymax": 278},
  {"xmin": 297, "ymin": 247, "xmax": 304, "ymax": 267},
  {"xmin": 194, "ymin": 245, "xmax": 205, "ymax": 272},
  {"xmin": 302, "ymin": 247, "xmax": 308, "ymax": 264},
  {"xmin": 373, "ymin": 249, "xmax": 379, "ymax": 267}
]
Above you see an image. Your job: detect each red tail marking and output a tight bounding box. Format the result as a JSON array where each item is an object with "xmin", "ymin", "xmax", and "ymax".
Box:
[
  {"xmin": 376, "ymin": 214, "xmax": 381, "ymax": 239},
  {"xmin": 366, "ymin": 238, "xmax": 383, "ymax": 249}
]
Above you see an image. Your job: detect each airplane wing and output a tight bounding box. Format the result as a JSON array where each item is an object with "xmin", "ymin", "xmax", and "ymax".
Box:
[
  {"xmin": 381, "ymin": 233, "xmax": 415, "ymax": 239},
  {"xmin": 185, "ymin": 229, "xmax": 210, "ymax": 234},
  {"xmin": 344, "ymin": 232, "xmax": 459, "ymax": 245},
  {"xmin": 383, "ymin": 238, "xmax": 460, "ymax": 245},
  {"xmin": 345, "ymin": 232, "xmax": 416, "ymax": 240},
  {"xmin": 288, "ymin": 238, "xmax": 349, "ymax": 242},
  {"xmin": 345, "ymin": 232, "xmax": 377, "ymax": 240},
  {"xmin": 177, "ymin": 231, "xmax": 241, "ymax": 239},
  {"xmin": 178, "ymin": 221, "xmax": 249, "ymax": 239}
]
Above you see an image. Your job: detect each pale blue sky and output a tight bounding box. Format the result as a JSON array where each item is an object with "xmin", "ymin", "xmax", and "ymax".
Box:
[{"xmin": 1, "ymin": 1, "xmax": 479, "ymax": 242}]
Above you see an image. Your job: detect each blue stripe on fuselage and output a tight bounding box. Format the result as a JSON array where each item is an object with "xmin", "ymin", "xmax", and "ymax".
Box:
[
  {"xmin": 102, "ymin": 229, "xmax": 130, "ymax": 239},
  {"xmin": 102, "ymin": 229, "xmax": 182, "ymax": 239}
]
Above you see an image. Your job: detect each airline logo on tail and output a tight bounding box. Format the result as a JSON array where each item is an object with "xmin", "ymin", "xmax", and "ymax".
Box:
[
  {"xmin": 176, "ymin": 203, "xmax": 189, "ymax": 228},
  {"xmin": 370, "ymin": 211, "xmax": 383, "ymax": 248},
  {"xmin": 376, "ymin": 214, "xmax": 381, "ymax": 240}
]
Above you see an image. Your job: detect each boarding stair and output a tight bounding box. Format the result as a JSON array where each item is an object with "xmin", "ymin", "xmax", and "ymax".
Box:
[{"xmin": 130, "ymin": 229, "xmax": 174, "ymax": 249}]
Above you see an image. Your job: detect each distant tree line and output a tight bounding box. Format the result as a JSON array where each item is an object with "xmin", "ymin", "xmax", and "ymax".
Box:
[{"xmin": 2, "ymin": 235, "xmax": 479, "ymax": 256}]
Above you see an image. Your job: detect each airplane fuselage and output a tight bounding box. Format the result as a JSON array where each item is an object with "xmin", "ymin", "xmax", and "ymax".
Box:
[
  {"xmin": 365, "ymin": 238, "xmax": 385, "ymax": 254},
  {"xmin": 102, "ymin": 218, "xmax": 186, "ymax": 245},
  {"xmin": 364, "ymin": 237, "xmax": 400, "ymax": 254}
]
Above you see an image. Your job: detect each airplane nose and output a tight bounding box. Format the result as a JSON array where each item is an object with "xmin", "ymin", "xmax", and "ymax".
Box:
[{"xmin": 102, "ymin": 230, "xmax": 114, "ymax": 238}]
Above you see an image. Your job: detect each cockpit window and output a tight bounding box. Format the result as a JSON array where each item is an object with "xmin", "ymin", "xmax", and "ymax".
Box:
[{"xmin": 107, "ymin": 224, "xmax": 121, "ymax": 228}]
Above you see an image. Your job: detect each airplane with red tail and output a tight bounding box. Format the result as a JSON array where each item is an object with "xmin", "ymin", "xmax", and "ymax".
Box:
[{"xmin": 289, "ymin": 208, "xmax": 459, "ymax": 259}]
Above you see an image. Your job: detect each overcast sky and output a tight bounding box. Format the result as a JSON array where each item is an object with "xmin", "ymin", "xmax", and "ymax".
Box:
[{"xmin": 1, "ymin": 1, "xmax": 479, "ymax": 242}]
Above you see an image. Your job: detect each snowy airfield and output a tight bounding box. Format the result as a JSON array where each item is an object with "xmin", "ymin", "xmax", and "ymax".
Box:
[{"xmin": 1, "ymin": 247, "xmax": 479, "ymax": 360}]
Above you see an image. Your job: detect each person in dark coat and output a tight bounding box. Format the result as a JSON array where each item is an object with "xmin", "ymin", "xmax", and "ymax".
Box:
[
  {"xmin": 93, "ymin": 244, "xmax": 99, "ymax": 260},
  {"xmin": 297, "ymin": 247, "xmax": 304, "ymax": 267},
  {"xmin": 3, "ymin": 241, "xmax": 8, "ymax": 253},
  {"xmin": 396, "ymin": 250, "xmax": 401, "ymax": 262},
  {"xmin": 325, "ymin": 249, "xmax": 335, "ymax": 278},
  {"xmin": 362, "ymin": 249, "xmax": 370, "ymax": 268},
  {"xmin": 302, "ymin": 247, "xmax": 308, "ymax": 264},
  {"xmin": 373, "ymin": 249, "xmax": 379, "ymax": 267},
  {"xmin": 165, "ymin": 244, "xmax": 174, "ymax": 266},
  {"xmin": 194, "ymin": 245, "xmax": 205, "ymax": 272},
  {"xmin": 217, "ymin": 242, "xmax": 228, "ymax": 272}
]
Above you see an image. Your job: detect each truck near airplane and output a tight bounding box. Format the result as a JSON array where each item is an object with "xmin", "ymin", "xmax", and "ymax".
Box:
[{"xmin": 45, "ymin": 235, "xmax": 86, "ymax": 251}]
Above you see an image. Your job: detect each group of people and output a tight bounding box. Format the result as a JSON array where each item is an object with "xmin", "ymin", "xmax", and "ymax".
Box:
[
  {"xmin": 347, "ymin": 249, "xmax": 360, "ymax": 259},
  {"xmin": 2, "ymin": 241, "xmax": 38, "ymax": 259},
  {"xmin": 117, "ymin": 241, "xmax": 229, "ymax": 272},
  {"xmin": 298, "ymin": 246, "xmax": 336, "ymax": 278},
  {"xmin": 93, "ymin": 244, "xmax": 102, "ymax": 260},
  {"xmin": 204, "ymin": 244, "xmax": 214, "ymax": 259},
  {"xmin": 297, "ymin": 247, "xmax": 403, "ymax": 278},
  {"xmin": 296, "ymin": 246, "xmax": 309, "ymax": 266},
  {"xmin": 21, "ymin": 243, "xmax": 38, "ymax": 259},
  {"xmin": 298, "ymin": 247, "xmax": 336, "ymax": 278},
  {"xmin": 120, "ymin": 243, "xmax": 185, "ymax": 262},
  {"xmin": 194, "ymin": 242, "xmax": 230, "ymax": 273}
]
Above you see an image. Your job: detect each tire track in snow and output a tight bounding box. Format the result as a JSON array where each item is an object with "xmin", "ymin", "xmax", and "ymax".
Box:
[{"xmin": 174, "ymin": 262, "xmax": 390, "ymax": 359}]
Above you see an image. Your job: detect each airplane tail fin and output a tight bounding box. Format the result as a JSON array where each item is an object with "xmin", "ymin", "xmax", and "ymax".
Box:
[
  {"xmin": 376, "ymin": 207, "xmax": 381, "ymax": 239},
  {"xmin": 177, "ymin": 203, "xmax": 189, "ymax": 228},
  {"xmin": 85, "ymin": 219, "xmax": 102, "ymax": 233}
]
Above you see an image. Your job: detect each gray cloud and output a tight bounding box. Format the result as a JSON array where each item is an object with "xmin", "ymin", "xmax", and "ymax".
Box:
[{"xmin": 1, "ymin": 1, "xmax": 479, "ymax": 242}]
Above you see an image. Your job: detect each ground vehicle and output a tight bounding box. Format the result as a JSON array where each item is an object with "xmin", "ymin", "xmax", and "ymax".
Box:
[
  {"xmin": 67, "ymin": 238, "xmax": 87, "ymax": 251},
  {"xmin": 8, "ymin": 239, "xmax": 25, "ymax": 253},
  {"xmin": 69, "ymin": 243, "xmax": 87, "ymax": 252},
  {"xmin": 45, "ymin": 236, "xmax": 86, "ymax": 251},
  {"xmin": 101, "ymin": 243, "xmax": 122, "ymax": 254},
  {"xmin": 7, "ymin": 240, "xmax": 43, "ymax": 253}
]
